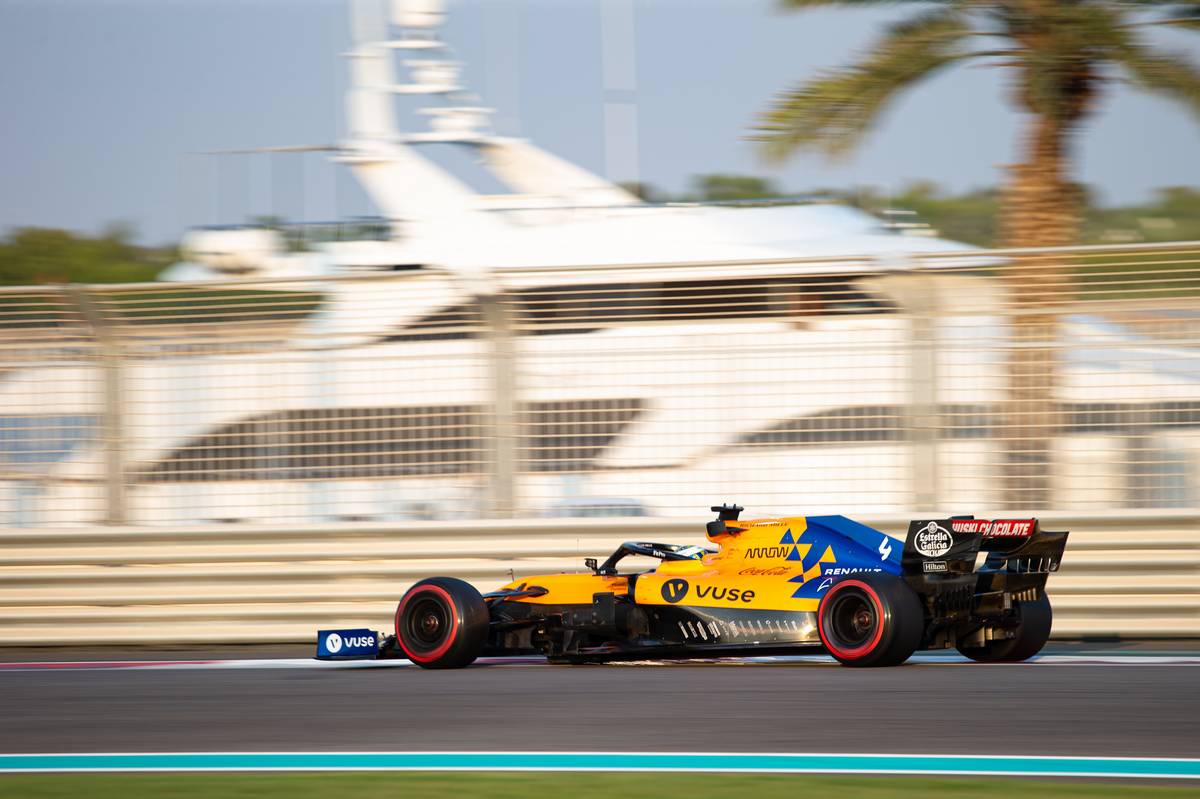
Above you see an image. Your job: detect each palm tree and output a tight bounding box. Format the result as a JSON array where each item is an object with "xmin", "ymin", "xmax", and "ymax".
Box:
[{"xmin": 753, "ymin": 0, "xmax": 1200, "ymax": 509}]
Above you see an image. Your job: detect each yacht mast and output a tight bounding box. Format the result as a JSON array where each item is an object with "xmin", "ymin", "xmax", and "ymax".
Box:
[{"xmin": 340, "ymin": 0, "xmax": 638, "ymax": 241}]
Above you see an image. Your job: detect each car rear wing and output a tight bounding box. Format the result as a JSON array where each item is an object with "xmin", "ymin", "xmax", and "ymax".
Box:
[{"xmin": 900, "ymin": 517, "xmax": 1069, "ymax": 578}]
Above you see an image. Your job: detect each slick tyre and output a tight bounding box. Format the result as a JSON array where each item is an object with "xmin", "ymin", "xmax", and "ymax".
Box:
[
  {"xmin": 957, "ymin": 591, "xmax": 1052, "ymax": 663},
  {"xmin": 395, "ymin": 577, "xmax": 488, "ymax": 669},
  {"xmin": 818, "ymin": 573, "xmax": 924, "ymax": 667}
]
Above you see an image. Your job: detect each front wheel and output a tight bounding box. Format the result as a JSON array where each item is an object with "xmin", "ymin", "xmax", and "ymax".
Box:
[
  {"xmin": 817, "ymin": 573, "xmax": 924, "ymax": 667},
  {"xmin": 957, "ymin": 591, "xmax": 1052, "ymax": 663},
  {"xmin": 395, "ymin": 577, "xmax": 489, "ymax": 669}
]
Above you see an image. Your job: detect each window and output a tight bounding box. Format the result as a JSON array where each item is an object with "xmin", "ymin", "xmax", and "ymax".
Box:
[
  {"xmin": 735, "ymin": 400, "xmax": 1200, "ymax": 449},
  {"xmin": 144, "ymin": 399, "xmax": 644, "ymax": 482},
  {"xmin": 520, "ymin": 398, "xmax": 644, "ymax": 472},
  {"xmin": 145, "ymin": 405, "xmax": 483, "ymax": 481},
  {"xmin": 384, "ymin": 275, "xmax": 895, "ymax": 341}
]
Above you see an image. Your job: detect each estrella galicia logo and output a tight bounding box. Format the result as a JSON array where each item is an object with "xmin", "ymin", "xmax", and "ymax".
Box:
[
  {"xmin": 661, "ymin": 578, "xmax": 689, "ymax": 603},
  {"xmin": 914, "ymin": 521, "xmax": 953, "ymax": 558},
  {"xmin": 324, "ymin": 632, "xmax": 343, "ymax": 654}
]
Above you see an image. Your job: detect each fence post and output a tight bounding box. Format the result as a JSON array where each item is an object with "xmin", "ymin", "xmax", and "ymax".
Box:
[
  {"xmin": 67, "ymin": 286, "xmax": 128, "ymax": 525},
  {"xmin": 901, "ymin": 273, "xmax": 940, "ymax": 512},
  {"xmin": 478, "ymin": 292, "xmax": 517, "ymax": 518}
]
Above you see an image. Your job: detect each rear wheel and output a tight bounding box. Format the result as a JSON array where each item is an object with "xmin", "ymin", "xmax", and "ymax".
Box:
[
  {"xmin": 957, "ymin": 590, "xmax": 1052, "ymax": 663},
  {"xmin": 395, "ymin": 577, "xmax": 489, "ymax": 669},
  {"xmin": 818, "ymin": 573, "xmax": 924, "ymax": 667}
]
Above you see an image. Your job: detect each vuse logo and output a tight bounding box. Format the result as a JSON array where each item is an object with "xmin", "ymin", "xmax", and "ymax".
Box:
[
  {"xmin": 661, "ymin": 579, "xmax": 689, "ymax": 603},
  {"xmin": 325, "ymin": 633, "xmax": 343, "ymax": 654}
]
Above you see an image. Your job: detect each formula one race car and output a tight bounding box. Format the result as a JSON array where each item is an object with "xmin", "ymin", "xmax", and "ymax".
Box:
[{"xmin": 318, "ymin": 505, "xmax": 1069, "ymax": 668}]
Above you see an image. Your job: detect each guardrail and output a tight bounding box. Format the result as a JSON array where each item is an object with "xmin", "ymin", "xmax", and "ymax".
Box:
[{"xmin": 2, "ymin": 512, "xmax": 1196, "ymax": 646}]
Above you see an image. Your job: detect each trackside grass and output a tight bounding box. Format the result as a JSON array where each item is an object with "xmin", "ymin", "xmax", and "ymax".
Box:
[{"xmin": 1, "ymin": 773, "xmax": 1199, "ymax": 798}]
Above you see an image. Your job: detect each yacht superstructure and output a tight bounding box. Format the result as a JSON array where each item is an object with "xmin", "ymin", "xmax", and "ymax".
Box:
[{"xmin": 166, "ymin": 0, "xmax": 977, "ymax": 286}]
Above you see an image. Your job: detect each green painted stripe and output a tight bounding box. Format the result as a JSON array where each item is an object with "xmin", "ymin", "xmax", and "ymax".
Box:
[{"xmin": 0, "ymin": 753, "xmax": 1198, "ymax": 779}]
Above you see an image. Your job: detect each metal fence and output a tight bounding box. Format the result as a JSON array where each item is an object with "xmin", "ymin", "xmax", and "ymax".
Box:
[
  {"xmin": 3, "ymin": 241, "xmax": 1200, "ymax": 527},
  {"xmin": 1, "ymin": 512, "xmax": 1194, "ymax": 644}
]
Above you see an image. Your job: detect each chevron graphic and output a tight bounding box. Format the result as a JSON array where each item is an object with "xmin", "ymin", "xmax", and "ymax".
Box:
[
  {"xmin": 778, "ymin": 529, "xmax": 802, "ymax": 561},
  {"xmin": 784, "ymin": 527, "xmax": 837, "ymax": 598}
]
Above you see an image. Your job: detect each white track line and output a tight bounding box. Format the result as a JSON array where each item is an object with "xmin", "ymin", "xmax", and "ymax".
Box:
[{"xmin": 2, "ymin": 652, "xmax": 1199, "ymax": 671}]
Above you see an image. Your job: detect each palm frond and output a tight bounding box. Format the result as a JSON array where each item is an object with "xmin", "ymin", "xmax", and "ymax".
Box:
[
  {"xmin": 1113, "ymin": 0, "xmax": 1197, "ymax": 7},
  {"xmin": 1103, "ymin": 2, "xmax": 1198, "ymax": 33},
  {"xmin": 778, "ymin": 0, "xmax": 940, "ymax": 8},
  {"xmin": 1112, "ymin": 39, "xmax": 1200, "ymax": 117},
  {"xmin": 1151, "ymin": 7, "xmax": 1200, "ymax": 32},
  {"xmin": 1117, "ymin": 1, "xmax": 1200, "ymax": 30},
  {"xmin": 752, "ymin": 9, "xmax": 973, "ymax": 160}
]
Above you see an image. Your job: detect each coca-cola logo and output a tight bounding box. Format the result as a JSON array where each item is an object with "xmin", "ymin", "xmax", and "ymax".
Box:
[
  {"xmin": 914, "ymin": 522, "xmax": 953, "ymax": 558},
  {"xmin": 738, "ymin": 566, "xmax": 791, "ymax": 576}
]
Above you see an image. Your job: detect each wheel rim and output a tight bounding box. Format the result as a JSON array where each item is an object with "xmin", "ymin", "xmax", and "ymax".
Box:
[
  {"xmin": 403, "ymin": 594, "xmax": 451, "ymax": 654},
  {"xmin": 826, "ymin": 589, "xmax": 878, "ymax": 652}
]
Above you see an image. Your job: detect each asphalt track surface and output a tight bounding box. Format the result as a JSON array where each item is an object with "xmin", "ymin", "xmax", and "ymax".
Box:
[{"xmin": 1, "ymin": 648, "xmax": 1198, "ymax": 759}]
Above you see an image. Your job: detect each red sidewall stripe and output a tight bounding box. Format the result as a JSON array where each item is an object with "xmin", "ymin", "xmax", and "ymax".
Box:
[
  {"xmin": 395, "ymin": 584, "xmax": 460, "ymax": 664},
  {"xmin": 818, "ymin": 579, "xmax": 886, "ymax": 661}
]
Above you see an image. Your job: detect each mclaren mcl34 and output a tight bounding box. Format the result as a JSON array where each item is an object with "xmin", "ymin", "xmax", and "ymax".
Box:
[{"xmin": 318, "ymin": 506, "xmax": 1069, "ymax": 668}]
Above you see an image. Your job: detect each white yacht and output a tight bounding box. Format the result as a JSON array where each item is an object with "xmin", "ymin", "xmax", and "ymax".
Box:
[{"xmin": 3, "ymin": 0, "xmax": 1197, "ymax": 526}]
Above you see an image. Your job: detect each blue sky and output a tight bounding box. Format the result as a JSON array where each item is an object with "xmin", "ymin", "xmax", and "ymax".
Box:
[{"xmin": 2, "ymin": 0, "xmax": 1198, "ymax": 244}]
